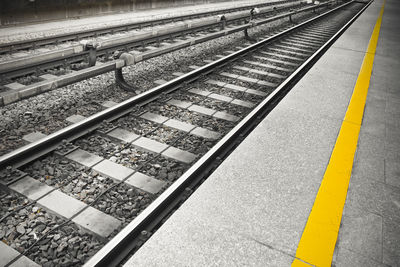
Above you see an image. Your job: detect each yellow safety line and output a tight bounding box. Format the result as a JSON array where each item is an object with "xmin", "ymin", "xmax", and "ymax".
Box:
[{"xmin": 292, "ymin": 1, "xmax": 385, "ymax": 266}]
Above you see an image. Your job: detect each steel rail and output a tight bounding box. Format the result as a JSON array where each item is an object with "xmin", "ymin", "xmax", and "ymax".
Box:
[
  {"xmin": 82, "ymin": 0, "xmax": 372, "ymax": 266},
  {"xmin": 0, "ymin": 0, "xmax": 346, "ymax": 171},
  {"xmin": 0, "ymin": 0, "xmax": 296, "ymax": 54}
]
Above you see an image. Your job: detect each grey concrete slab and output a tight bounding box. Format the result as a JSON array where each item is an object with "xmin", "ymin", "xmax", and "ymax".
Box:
[
  {"xmin": 243, "ymin": 60, "xmax": 292, "ymax": 72},
  {"xmin": 65, "ymin": 149, "xmax": 103, "ymax": 168},
  {"xmin": 190, "ymin": 127, "xmax": 220, "ymax": 140},
  {"xmin": 275, "ymin": 44, "xmax": 314, "ymax": 53},
  {"xmin": 366, "ymin": 86, "xmax": 387, "ymax": 103},
  {"xmin": 223, "ymin": 83, "xmax": 248, "ymax": 92},
  {"xmin": 187, "ymin": 104, "xmax": 215, "ymax": 116},
  {"xmin": 385, "ymin": 156, "xmax": 400, "ymax": 188},
  {"xmin": 38, "ymin": 190, "xmax": 86, "ymax": 219},
  {"xmin": 260, "ymin": 52, "xmax": 302, "ymax": 62},
  {"xmin": 107, "ymin": 127, "xmax": 140, "ymax": 143},
  {"xmin": 268, "ymin": 48, "xmax": 309, "ymax": 59},
  {"xmin": 22, "ymin": 132, "xmax": 47, "ymax": 143},
  {"xmin": 382, "ymin": 185, "xmax": 400, "ymax": 223},
  {"xmin": 125, "ymin": 172, "xmax": 166, "ymax": 194},
  {"xmin": 289, "ymin": 36, "xmax": 322, "ymax": 45},
  {"xmin": 257, "ymin": 79, "xmax": 277, "ymax": 87},
  {"xmin": 208, "ymin": 93, "xmax": 233, "ymax": 103},
  {"xmin": 188, "ymin": 88, "xmax": 211, "ymax": 97},
  {"xmin": 4, "ymin": 82, "xmax": 25, "ymax": 90},
  {"xmin": 363, "ymin": 97, "xmax": 386, "ymax": 128},
  {"xmin": 133, "ymin": 137, "xmax": 169, "ymax": 154},
  {"xmin": 101, "ymin": 100, "xmax": 118, "ymax": 108},
  {"xmin": 39, "ymin": 74, "xmax": 58, "ymax": 80},
  {"xmin": 346, "ymin": 172, "xmax": 400, "ymax": 223},
  {"xmin": 351, "ymin": 136, "xmax": 385, "ymax": 183},
  {"xmin": 213, "ymin": 111, "xmax": 240, "ymax": 122},
  {"xmin": 307, "ymin": 46, "xmax": 365, "ymax": 77},
  {"xmin": 189, "ymin": 65, "xmax": 200, "ymax": 70},
  {"xmin": 154, "ymin": 79, "xmax": 167, "ymax": 85},
  {"xmin": 220, "ymin": 72, "xmax": 239, "ymax": 79},
  {"xmin": 9, "ymin": 176, "xmax": 53, "ymax": 201},
  {"xmin": 336, "ymin": 205, "xmax": 383, "ymax": 262},
  {"xmin": 270, "ymin": 46, "xmax": 309, "ymax": 57},
  {"xmin": 141, "ymin": 112, "xmax": 169, "ymax": 124},
  {"xmin": 66, "ymin": 114, "xmax": 86, "ymax": 124},
  {"xmin": 386, "ymin": 97, "xmax": 400, "ymax": 116},
  {"xmin": 371, "ymin": 74, "xmax": 400, "ymax": 98},
  {"xmin": 172, "ymin": 72, "xmax": 184, "ymax": 77},
  {"xmin": 126, "ymin": 225, "xmax": 294, "ymax": 266},
  {"xmin": 72, "ymin": 206, "xmax": 121, "ymax": 238},
  {"xmin": 224, "ymin": 73, "xmax": 277, "ymax": 87},
  {"xmin": 164, "ymin": 119, "xmax": 196, "ymax": 132},
  {"xmin": 362, "ymin": 115, "xmax": 386, "ymax": 139},
  {"xmin": 386, "ymin": 139, "xmax": 400, "ymax": 160},
  {"xmin": 231, "ymin": 99, "xmax": 255, "ymax": 108},
  {"xmin": 1, "ymin": 91, "xmax": 19, "ymax": 106},
  {"xmin": 279, "ymin": 40, "xmax": 316, "ymax": 51},
  {"xmin": 382, "ymin": 217, "xmax": 400, "ymax": 266},
  {"xmin": 253, "ymin": 55, "xmax": 298, "ymax": 67},
  {"xmin": 162, "ymin": 146, "xmax": 197, "ymax": 164},
  {"xmin": 167, "ymin": 99, "xmax": 237, "ymax": 122},
  {"xmin": 11, "ymin": 256, "xmax": 41, "ymax": 267},
  {"xmin": 18, "ymin": 87, "xmax": 37, "ymax": 99},
  {"xmin": 92, "ymin": 159, "xmax": 135, "ymax": 182},
  {"xmin": 0, "ymin": 242, "xmax": 39, "ymax": 267},
  {"xmin": 167, "ymin": 99, "xmax": 192, "ymax": 109},
  {"xmin": 245, "ymin": 88, "xmax": 267, "ymax": 97},
  {"xmin": 256, "ymin": 69, "xmax": 285, "ymax": 80},
  {"xmin": 333, "ymin": 246, "xmax": 387, "ymax": 267},
  {"xmin": 284, "ymin": 38, "xmax": 319, "ymax": 47},
  {"xmin": 233, "ymin": 65, "xmax": 255, "ymax": 72},
  {"xmin": 291, "ymin": 34, "xmax": 323, "ymax": 43},
  {"xmin": 281, "ymin": 71, "xmax": 358, "ymax": 121},
  {"xmin": 0, "ymin": 241, "xmax": 19, "ymax": 266},
  {"xmin": 386, "ymin": 122, "xmax": 400, "ymax": 147},
  {"xmin": 206, "ymin": 79, "xmax": 227, "ymax": 87}
]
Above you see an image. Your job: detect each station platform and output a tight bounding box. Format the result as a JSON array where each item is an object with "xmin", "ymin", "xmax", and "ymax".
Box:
[
  {"xmin": 0, "ymin": 0, "xmax": 267, "ymax": 43},
  {"xmin": 123, "ymin": 0, "xmax": 400, "ymax": 266}
]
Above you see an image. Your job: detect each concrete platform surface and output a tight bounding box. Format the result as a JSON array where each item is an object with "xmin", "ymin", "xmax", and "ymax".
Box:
[{"xmin": 123, "ymin": 0, "xmax": 400, "ymax": 266}]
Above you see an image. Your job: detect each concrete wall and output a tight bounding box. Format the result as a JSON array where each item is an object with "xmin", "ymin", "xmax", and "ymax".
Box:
[{"xmin": 0, "ymin": 0, "xmax": 230, "ymax": 26}]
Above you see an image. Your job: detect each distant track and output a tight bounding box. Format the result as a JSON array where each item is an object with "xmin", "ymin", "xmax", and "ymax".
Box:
[
  {"xmin": 0, "ymin": 0, "xmax": 326, "ymax": 107},
  {"xmin": 0, "ymin": 0, "xmax": 295, "ymax": 55}
]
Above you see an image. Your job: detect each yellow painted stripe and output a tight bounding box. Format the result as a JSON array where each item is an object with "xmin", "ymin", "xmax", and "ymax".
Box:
[{"xmin": 292, "ymin": 2, "xmax": 385, "ymax": 266}]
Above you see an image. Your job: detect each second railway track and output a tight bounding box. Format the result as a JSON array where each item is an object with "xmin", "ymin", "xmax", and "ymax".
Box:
[
  {"xmin": 0, "ymin": 0, "xmax": 329, "ymax": 106},
  {"xmin": 0, "ymin": 0, "xmax": 371, "ymax": 266},
  {"xmin": 0, "ymin": 0, "xmax": 296, "ymax": 55}
]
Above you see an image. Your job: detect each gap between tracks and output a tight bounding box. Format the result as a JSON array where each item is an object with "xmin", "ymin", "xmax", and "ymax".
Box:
[{"xmin": 292, "ymin": 1, "xmax": 385, "ymax": 266}]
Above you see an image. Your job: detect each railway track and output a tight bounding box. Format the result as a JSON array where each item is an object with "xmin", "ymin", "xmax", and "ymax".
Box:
[
  {"xmin": 0, "ymin": 0, "xmax": 371, "ymax": 266},
  {"xmin": 0, "ymin": 0, "xmax": 327, "ymax": 107},
  {"xmin": 0, "ymin": 0, "xmax": 296, "ymax": 55}
]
